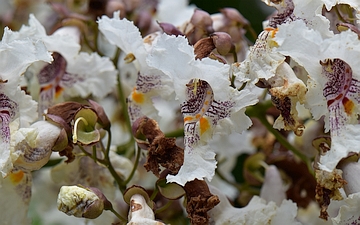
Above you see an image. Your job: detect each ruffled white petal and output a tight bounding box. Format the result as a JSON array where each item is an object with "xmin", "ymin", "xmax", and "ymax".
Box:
[
  {"xmin": 64, "ymin": 52, "xmax": 118, "ymax": 99},
  {"xmin": 166, "ymin": 145, "xmax": 216, "ymax": 186},
  {"xmin": 98, "ymin": 13, "xmax": 147, "ymax": 68},
  {"xmin": 208, "ymin": 185, "xmax": 301, "ymax": 225},
  {"xmin": 331, "ymin": 192, "xmax": 360, "ymax": 225}
]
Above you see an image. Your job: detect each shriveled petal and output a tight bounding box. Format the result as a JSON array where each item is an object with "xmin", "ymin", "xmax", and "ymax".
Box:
[{"xmin": 57, "ymin": 185, "xmax": 104, "ymax": 219}]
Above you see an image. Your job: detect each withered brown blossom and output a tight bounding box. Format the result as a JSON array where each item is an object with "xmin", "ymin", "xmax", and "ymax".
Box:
[
  {"xmin": 132, "ymin": 116, "xmax": 184, "ymax": 177},
  {"xmin": 315, "ymin": 169, "xmax": 346, "ymax": 220},
  {"xmin": 46, "ymin": 101, "xmax": 110, "ymax": 162},
  {"xmin": 184, "ymin": 179, "xmax": 220, "ymax": 225}
]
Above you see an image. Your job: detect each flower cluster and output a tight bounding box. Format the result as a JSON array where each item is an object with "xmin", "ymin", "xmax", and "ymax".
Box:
[{"xmin": 1, "ymin": 0, "xmax": 360, "ymax": 224}]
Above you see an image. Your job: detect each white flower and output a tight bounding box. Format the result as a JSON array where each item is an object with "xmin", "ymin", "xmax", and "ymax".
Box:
[
  {"xmin": 12, "ymin": 14, "xmax": 80, "ymax": 62},
  {"xmin": 62, "ymin": 52, "xmax": 118, "ymax": 99},
  {"xmin": 0, "ymin": 26, "xmax": 52, "ymax": 177},
  {"xmin": 208, "ymin": 185, "xmax": 301, "ymax": 225},
  {"xmin": 147, "ymin": 33, "xmax": 258, "ymax": 185},
  {"xmin": 16, "ymin": 15, "xmax": 117, "ymax": 114},
  {"xmin": 98, "ymin": 13, "xmax": 173, "ymax": 123},
  {"xmin": 275, "ymin": 19, "xmax": 360, "ymax": 171}
]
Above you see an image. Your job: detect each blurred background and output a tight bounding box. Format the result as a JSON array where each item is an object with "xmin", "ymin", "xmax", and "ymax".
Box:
[{"xmin": 190, "ymin": 0, "xmax": 274, "ymax": 34}]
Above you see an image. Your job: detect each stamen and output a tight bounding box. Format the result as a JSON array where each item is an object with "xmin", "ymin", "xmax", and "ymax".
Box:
[
  {"xmin": 124, "ymin": 53, "xmax": 136, "ymax": 63},
  {"xmin": 72, "ymin": 117, "xmax": 88, "ymax": 143}
]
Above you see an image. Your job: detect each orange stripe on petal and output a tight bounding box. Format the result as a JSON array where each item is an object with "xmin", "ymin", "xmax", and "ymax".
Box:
[
  {"xmin": 9, "ymin": 170, "xmax": 24, "ymax": 184},
  {"xmin": 343, "ymin": 97, "xmax": 355, "ymax": 115},
  {"xmin": 184, "ymin": 116, "xmax": 194, "ymax": 122},
  {"xmin": 55, "ymin": 86, "xmax": 64, "ymax": 98},
  {"xmin": 40, "ymin": 84, "xmax": 53, "ymax": 92},
  {"xmin": 199, "ymin": 117, "xmax": 210, "ymax": 135},
  {"xmin": 131, "ymin": 88, "xmax": 144, "ymax": 104}
]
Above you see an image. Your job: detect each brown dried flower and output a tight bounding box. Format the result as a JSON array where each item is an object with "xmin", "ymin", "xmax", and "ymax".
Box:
[
  {"xmin": 132, "ymin": 117, "xmax": 184, "ymax": 177},
  {"xmin": 183, "ymin": 179, "xmax": 220, "ymax": 225}
]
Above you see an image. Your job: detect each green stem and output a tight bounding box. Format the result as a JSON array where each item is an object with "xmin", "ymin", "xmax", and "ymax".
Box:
[
  {"xmin": 155, "ymin": 200, "xmax": 173, "ymax": 214},
  {"xmin": 215, "ymin": 169, "xmax": 260, "ymax": 195},
  {"xmin": 108, "ymin": 206, "xmax": 127, "ymax": 223},
  {"xmin": 78, "ymin": 145, "xmax": 105, "ymax": 164},
  {"xmin": 165, "ymin": 128, "xmax": 184, "ymax": 138},
  {"xmin": 121, "ymin": 144, "xmax": 141, "ymax": 187},
  {"xmin": 112, "ymin": 47, "xmax": 136, "ymax": 160},
  {"xmin": 245, "ymin": 24, "xmax": 259, "ymax": 43},
  {"xmin": 232, "ymin": 49, "xmax": 238, "ymax": 63},
  {"xmin": 246, "ymin": 102, "xmax": 314, "ymax": 176},
  {"xmin": 150, "ymin": 188, "xmax": 159, "ymax": 201},
  {"xmin": 104, "ymin": 130, "xmax": 127, "ymax": 192}
]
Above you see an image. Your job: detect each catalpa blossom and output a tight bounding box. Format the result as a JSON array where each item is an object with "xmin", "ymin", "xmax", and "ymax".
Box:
[
  {"xmin": 275, "ymin": 19, "xmax": 360, "ymax": 171},
  {"xmin": 237, "ymin": 0, "xmax": 314, "ymax": 135},
  {"xmin": 14, "ymin": 15, "xmax": 117, "ymax": 115},
  {"xmin": 98, "ymin": 12, "xmax": 173, "ymax": 123},
  {"xmin": 147, "ymin": 34, "xmax": 258, "ymax": 185},
  {"xmin": 0, "ymin": 26, "xmax": 52, "ymax": 177}
]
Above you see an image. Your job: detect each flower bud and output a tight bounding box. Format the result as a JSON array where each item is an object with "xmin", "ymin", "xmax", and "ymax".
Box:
[
  {"xmin": 106, "ymin": 0, "xmax": 126, "ymax": 17},
  {"xmin": 57, "ymin": 185, "xmax": 105, "ymax": 219},
  {"xmin": 188, "ymin": 9, "xmax": 214, "ymax": 44},
  {"xmin": 210, "ymin": 32, "xmax": 234, "ymax": 55},
  {"xmin": 158, "ymin": 22, "xmax": 183, "ymax": 36},
  {"xmin": 190, "ymin": 9, "xmax": 213, "ymax": 32}
]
